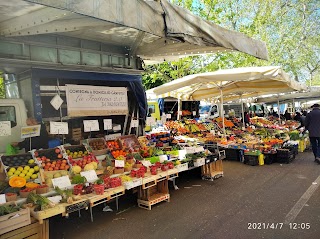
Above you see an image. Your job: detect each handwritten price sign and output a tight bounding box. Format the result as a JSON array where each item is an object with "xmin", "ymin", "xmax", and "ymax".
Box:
[
  {"xmin": 103, "ymin": 119, "xmax": 113, "ymax": 130},
  {"xmin": 50, "ymin": 122, "xmax": 69, "ymax": 134},
  {"xmin": 0, "ymin": 121, "xmax": 11, "ymax": 136},
  {"xmin": 83, "ymin": 120, "xmax": 100, "ymax": 132}
]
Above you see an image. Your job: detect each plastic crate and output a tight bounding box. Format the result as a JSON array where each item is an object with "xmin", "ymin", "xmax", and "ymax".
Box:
[
  {"xmin": 277, "ymin": 154, "xmax": 295, "ymax": 164},
  {"xmin": 224, "ymin": 148, "xmax": 242, "ymax": 161},
  {"xmin": 263, "ymin": 153, "xmax": 277, "ymax": 164},
  {"xmin": 244, "ymin": 155, "xmax": 259, "ymax": 166}
]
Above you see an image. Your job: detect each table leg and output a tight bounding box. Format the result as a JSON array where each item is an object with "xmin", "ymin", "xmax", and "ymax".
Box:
[
  {"xmin": 116, "ymin": 197, "xmax": 119, "ymax": 211},
  {"xmin": 90, "ymin": 206, "xmax": 94, "ymax": 222}
]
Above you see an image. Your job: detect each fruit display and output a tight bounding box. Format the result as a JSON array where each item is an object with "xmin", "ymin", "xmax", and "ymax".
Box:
[
  {"xmin": 111, "ymin": 149, "xmax": 127, "ymax": 158},
  {"xmin": 119, "ymin": 135, "xmax": 141, "ymax": 152},
  {"xmin": 65, "ymin": 145, "xmax": 88, "ymax": 159},
  {"xmin": 1, "ymin": 153, "xmax": 34, "ymax": 167},
  {"xmin": 69, "ymin": 153, "xmax": 99, "ymax": 173},
  {"xmin": 6, "ymin": 164, "xmax": 40, "ymax": 180},
  {"xmin": 89, "ymin": 139, "xmax": 105, "ymax": 150},
  {"xmin": 106, "ymin": 140, "xmax": 121, "ymax": 150},
  {"xmin": 35, "ymin": 148, "xmax": 64, "ymax": 162},
  {"xmin": 41, "ymin": 159, "xmax": 70, "ymax": 171},
  {"xmin": 9, "ymin": 176, "xmax": 27, "ymax": 188}
]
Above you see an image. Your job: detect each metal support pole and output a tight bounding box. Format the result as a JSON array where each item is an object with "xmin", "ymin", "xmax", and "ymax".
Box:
[
  {"xmin": 220, "ymin": 88, "xmax": 226, "ymax": 137},
  {"xmin": 277, "ymin": 95, "xmax": 281, "ymax": 122},
  {"xmin": 177, "ymin": 97, "xmax": 181, "ymax": 120},
  {"xmin": 241, "ymin": 95, "xmax": 245, "ymax": 127}
]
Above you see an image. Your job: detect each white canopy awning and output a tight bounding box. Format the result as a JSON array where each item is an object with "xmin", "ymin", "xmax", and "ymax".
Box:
[
  {"xmin": 147, "ymin": 66, "xmax": 307, "ymax": 102},
  {"xmin": 0, "ymin": 0, "xmax": 268, "ymax": 61}
]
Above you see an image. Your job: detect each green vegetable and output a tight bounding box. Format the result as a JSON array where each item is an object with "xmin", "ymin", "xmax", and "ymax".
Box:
[
  {"xmin": 71, "ymin": 175, "xmax": 86, "ymax": 184},
  {"xmin": 27, "ymin": 192, "xmax": 55, "ymax": 211},
  {"xmin": 0, "ymin": 205, "xmax": 20, "ymax": 216}
]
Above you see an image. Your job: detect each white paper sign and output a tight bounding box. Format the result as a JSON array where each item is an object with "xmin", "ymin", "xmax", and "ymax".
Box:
[
  {"xmin": 185, "ymin": 147, "xmax": 196, "ymax": 154},
  {"xmin": 194, "ymin": 158, "xmax": 205, "ymax": 167},
  {"xmin": 48, "ymin": 195, "xmax": 63, "ymax": 204},
  {"xmin": 50, "ymin": 122, "xmax": 69, "ymax": 134},
  {"xmin": 115, "ymin": 160, "xmax": 125, "ymax": 168},
  {"xmin": 52, "ymin": 176, "xmax": 71, "ymax": 189},
  {"xmin": 83, "ymin": 120, "xmax": 99, "ymax": 132},
  {"xmin": 146, "ymin": 117, "xmax": 155, "ymax": 126},
  {"xmin": 131, "ymin": 119, "xmax": 139, "ymax": 128},
  {"xmin": 159, "ymin": 155, "xmax": 168, "ymax": 163},
  {"xmin": 21, "ymin": 125, "xmax": 41, "ymax": 139},
  {"xmin": 113, "ymin": 125, "xmax": 121, "ymax": 131},
  {"xmin": 103, "ymin": 119, "xmax": 113, "ymax": 130},
  {"xmin": 65, "ymin": 84, "xmax": 128, "ymax": 117},
  {"xmin": 50, "ymin": 94, "xmax": 64, "ymax": 110},
  {"xmin": 80, "ymin": 170, "xmax": 98, "ymax": 182},
  {"xmin": 0, "ymin": 121, "xmax": 11, "ymax": 136},
  {"xmin": 141, "ymin": 160, "xmax": 152, "ymax": 167},
  {"xmin": 195, "ymin": 146, "xmax": 205, "ymax": 153},
  {"xmin": 166, "ymin": 114, "xmax": 171, "ymax": 119},
  {"xmin": 178, "ymin": 149, "xmax": 187, "ymax": 160},
  {"xmin": 156, "ymin": 120, "xmax": 162, "ymax": 124},
  {"xmin": 178, "ymin": 111, "xmax": 183, "ymax": 116},
  {"xmin": 105, "ymin": 133, "xmax": 121, "ymax": 141},
  {"xmin": 193, "ymin": 111, "xmax": 196, "ymax": 116},
  {"xmin": 210, "ymin": 130, "xmax": 215, "ymax": 135},
  {"xmin": 0, "ymin": 194, "xmax": 6, "ymax": 204}
]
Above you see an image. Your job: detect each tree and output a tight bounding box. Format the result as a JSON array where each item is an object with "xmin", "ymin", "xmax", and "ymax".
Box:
[
  {"xmin": 0, "ymin": 74, "xmax": 5, "ymax": 98},
  {"xmin": 143, "ymin": 0, "xmax": 320, "ymax": 89}
]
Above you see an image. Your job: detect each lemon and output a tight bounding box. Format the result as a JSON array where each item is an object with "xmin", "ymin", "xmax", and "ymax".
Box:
[
  {"xmin": 9, "ymin": 168, "xmax": 16, "ymax": 173},
  {"xmin": 17, "ymin": 167, "xmax": 23, "ymax": 172},
  {"xmin": 24, "ymin": 166, "xmax": 30, "ymax": 171},
  {"xmin": 19, "ymin": 173, "xmax": 25, "ymax": 177},
  {"xmin": 14, "ymin": 170, "xmax": 21, "ymax": 175},
  {"xmin": 24, "ymin": 175, "xmax": 30, "ymax": 180},
  {"xmin": 34, "ymin": 166, "xmax": 40, "ymax": 172},
  {"xmin": 31, "ymin": 174, "xmax": 38, "ymax": 179},
  {"xmin": 29, "ymin": 168, "xmax": 35, "ymax": 174},
  {"xmin": 27, "ymin": 172, "xmax": 33, "ymax": 176},
  {"xmin": 7, "ymin": 172, "xmax": 13, "ymax": 177},
  {"xmin": 22, "ymin": 170, "xmax": 28, "ymax": 174},
  {"xmin": 28, "ymin": 159, "xmax": 35, "ymax": 164}
]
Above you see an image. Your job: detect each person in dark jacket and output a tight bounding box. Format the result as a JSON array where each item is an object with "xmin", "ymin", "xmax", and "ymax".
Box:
[
  {"xmin": 12, "ymin": 118, "xmax": 49, "ymax": 151},
  {"xmin": 305, "ymin": 104, "xmax": 320, "ymax": 163},
  {"xmin": 284, "ymin": 110, "xmax": 292, "ymax": 120}
]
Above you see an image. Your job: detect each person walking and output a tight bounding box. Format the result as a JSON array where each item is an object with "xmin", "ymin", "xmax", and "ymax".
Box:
[{"xmin": 305, "ymin": 104, "xmax": 320, "ymax": 163}]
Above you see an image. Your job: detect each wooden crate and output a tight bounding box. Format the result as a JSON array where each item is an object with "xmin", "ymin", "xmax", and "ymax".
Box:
[
  {"xmin": 0, "ymin": 207, "xmax": 31, "ymax": 235},
  {"xmin": 201, "ymin": 160, "xmax": 224, "ymax": 180},
  {"xmin": 0, "ymin": 218, "xmax": 49, "ymax": 239},
  {"xmin": 30, "ymin": 204, "xmax": 66, "ymax": 224},
  {"xmin": 138, "ymin": 179, "xmax": 170, "ymax": 210}
]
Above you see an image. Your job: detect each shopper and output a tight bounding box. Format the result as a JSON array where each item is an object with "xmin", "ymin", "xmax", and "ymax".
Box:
[
  {"xmin": 301, "ymin": 111, "xmax": 307, "ymax": 126},
  {"xmin": 284, "ymin": 110, "xmax": 292, "ymax": 120},
  {"xmin": 11, "ymin": 117, "xmax": 49, "ymax": 151},
  {"xmin": 305, "ymin": 104, "xmax": 320, "ymax": 163}
]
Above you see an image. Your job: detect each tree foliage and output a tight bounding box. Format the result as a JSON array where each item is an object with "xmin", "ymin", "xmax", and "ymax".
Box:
[
  {"xmin": 0, "ymin": 75, "xmax": 5, "ymax": 98},
  {"xmin": 142, "ymin": 0, "xmax": 320, "ymax": 89}
]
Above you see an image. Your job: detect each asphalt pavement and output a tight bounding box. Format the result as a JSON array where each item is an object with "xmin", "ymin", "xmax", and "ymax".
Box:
[{"xmin": 50, "ymin": 150, "xmax": 320, "ymax": 239}]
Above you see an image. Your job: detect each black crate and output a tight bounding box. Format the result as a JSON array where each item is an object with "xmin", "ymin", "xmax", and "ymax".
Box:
[
  {"xmin": 277, "ymin": 149, "xmax": 294, "ymax": 158},
  {"xmin": 264, "ymin": 153, "xmax": 277, "ymax": 164},
  {"xmin": 244, "ymin": 155, "xmax": 259, "ymax": 166},
  {"xmin": 224, "ymin": 148, "xmax": 242, "ymax": 161}
]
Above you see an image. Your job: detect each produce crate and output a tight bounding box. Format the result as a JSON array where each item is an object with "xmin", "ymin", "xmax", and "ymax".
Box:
[
  {"xmin": 87, "ymin": 138, "xmax": 108, "ymax": 156},
  {"xmin": 201, "ymin": 159, "xmax": 223, "ymax": 180},
  {"xmin": 0, "ymin": 207, "xmax": 31, "ymax": 235},
  {"xmin": 263, "ymin": 153, "xmax": 277, "ymax": 164},
  {"xmin": 243, "ymin": 155, "xmax": 259, "ymax": 166},
  {"xmin": 0, "ymin": 153, "xmax": 33, "ymax": 167},
  {"xmin": 224, "ymin": 148, "xmax": 242, "ymax": 161},
  {"xmin": 0, "ymin": 218, "xmax": 49, "ymax": 239},
  {"xmin": 138, "ymin": 179, "xmax": 170, "ymax": 210},
  {"xmin": 118, "ymin": 135, "xmax": 141, "ymax": 152},
  {"xmin": 30, "ymin": 204, "xmax": 66, "ymax": 224}
]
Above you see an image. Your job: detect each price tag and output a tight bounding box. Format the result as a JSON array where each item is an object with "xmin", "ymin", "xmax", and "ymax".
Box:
[
  {"xmin": 156, "ymin": 120, "xmax": 162, "ymax": 124},
  {"xmin": 52, "ymin": 176, "xmax": 71, "ymax": 189},
  {"xmin": 105, "ymin": 133, "xmax": 121, "ymax": 141},
  {"xmin": 146, "ymin": 117, "xmax": 155, "ymax": 126},
  {"xmin": 193, "ymin": 111, "xmax": 196, "ymax": 116},
  {"xmin": 161, "ymin": 115, "xmax": 167, "ymax": 124},
  {"xmin": 141, "ymin": 160, "xmax": 152, "ymax": 167},
  {"xmin": 210, "ymin": 130, "xmax": 215, "ymax": 135},
  {"xmin": 131, "ymin": 119, "xmax": 139, "ymax": 128},
  {"xmin": 80, "ymin": 170, "xmax": 98, "ymax": 183},
  {"xmin": 83, "ymin": 120, "xmax": 99, "ymax": 132},
  {"xmin": 50, "ymin": 94, "xmax": 64, "ymax": 110},
  {"xmin": 103, "ymin": 119, "xmax": 112, "ymax": 130},
  {"xmin": 178, "ymin": 149, "xmax": 187, "ymax": 160},
  {"xmin": 113, "ymin": 125, "xmax": 121, "ymax": 131},
  {"xmin": 47, "ymin": 195, "xmax": 62, "ymax": 204},
  {"xmin": 50, "ymin": 122, "xmax": 69, "ymax": 134},
  {"xmin": 178, "ymin": 111, "xmax": 183, "ymax": 116},
  {"xmin": 185, "ymin": 147, "xmax": 196, "ymax": 154},
  {"xmin": 0, "ymin": 121, "xmax": 11, "ymax": 136},
  {"xmin": 159, "ymin": 155, "xmax": 168, "ymax": 163},
  {"xmin": 195, "ymin": 158, "xmax": 205, "ymax": 167},
  {"xmin": 251, "ymin": 125, "xmax": 256, "ymax": 129},
  {"xmin": 241, "ymin": 127, "xmax": 245, "ymax": 130},
  {"xmin": 0, "ymin": 194, "xmax": 6, "ymax": 204},
  {"xmin": 166, "ymin": 114, "xmax": 171, "ymax": 119},
  {"xmin": 195, "ymin": 146, "xmax": 205, "ymax": 153},
  {"xmin": 21, "ymin": 125, "xmax": 41, "ymax": 139},
  {"xmin": 114, "ymin": 160, "xmax": 125, "ymax": 168}
]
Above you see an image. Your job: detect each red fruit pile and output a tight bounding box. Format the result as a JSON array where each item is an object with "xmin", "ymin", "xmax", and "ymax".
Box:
[
  {"xmin": 69, "ymin": 154, "xmax": 98, "ymax": 169},
  {"xmin": 130, "ymin": 166, "xmax": 147, "ymax": 178}
]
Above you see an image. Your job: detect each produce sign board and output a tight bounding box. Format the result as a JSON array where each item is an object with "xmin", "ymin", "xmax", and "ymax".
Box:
[
  {"xmin": 21, "ymin": 125, "xmax": 41, "ymax": 139},
  {"xmin": 65, "ymin": 84, "xmax": 128, "ymax": 117},
  {"xmin": 0, "ymin": 121, "xmax": 11, "ymax": 136}
]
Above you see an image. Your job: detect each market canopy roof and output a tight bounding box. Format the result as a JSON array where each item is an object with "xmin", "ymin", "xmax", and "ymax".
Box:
[
  {"xmin": 0, "ymin": 0, "xmax": 268, "ymax": 62},
  {"xmin": 146, "ymin": 66, "xmax": 307, "ymax": 102}
]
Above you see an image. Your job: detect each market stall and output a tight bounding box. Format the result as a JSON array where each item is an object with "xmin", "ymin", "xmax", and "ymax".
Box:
[{"xmin": 147, "ymin": 66, "xmax": 307, "ymax": 135}]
